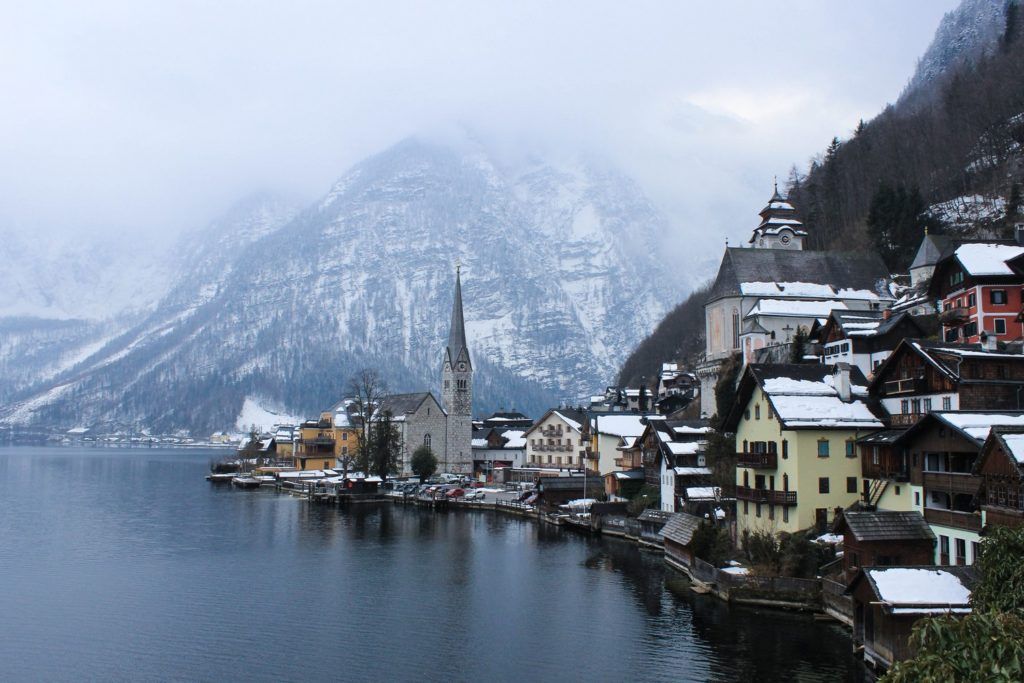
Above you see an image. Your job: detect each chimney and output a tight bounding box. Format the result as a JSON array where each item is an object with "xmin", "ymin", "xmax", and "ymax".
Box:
[
  {"xmin": 981, "ymin": 331, "xmax": 998, "ymax": 351},
  {"xmin": 1015, "ymin": 223, "xmax": 1024, "ymax": 246},
  {"xmin": 834, "ymin": 363, "xmax": 852, "ymax": 402}
]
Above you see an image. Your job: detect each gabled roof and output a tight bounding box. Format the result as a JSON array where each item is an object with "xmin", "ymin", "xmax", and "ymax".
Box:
[
  {"xmin": 898, "ymin": 410, "xmax": 1024, "ymax": 448},
  {"xmin": 725, "ymin": 364, "xmax": 883, "ymax": 431},
  {"xmin": 975, "ymin": 426, "xmax": 1024, "ymax": 476},
  {"xmin": 850, "ymin": 566, "xmax": 977, "ymax": 614},
  {"xmin": 821, "ymin": 309, "xmax": 925, "ymax": 342},
  {"xmin": 909, "ymin": 233, "xmax": 955, "ymax": 271},
  {"xmin": 707, "ymin": 248, "xmax": 892, "ymax": 304},
  {"xmin": 928, "ymin": 241, "xmax": 1024, "ymax": 295},
  {"xmin": 378, "ymin": 392, "xmax": 443, "ymax": 418},
  {"xmin": 868, "ymin": 338, "xmax": 1024, "ymax": 393},
  {"xmin": 637, "ymin": 509, "xmax": 674, "ymax": 524},
  {"xmin": 523, "ymin": 407, "xmax": 588, "ymax": 438},
  {"xmin": 661, "ymin": 512, "xmax": 702, "ymax": 546},
  {"xmin": 837, "ymin": 511, "xmax": 935, "ymax": 542}
]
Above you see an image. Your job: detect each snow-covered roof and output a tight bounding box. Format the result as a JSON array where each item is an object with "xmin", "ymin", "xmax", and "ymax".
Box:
[
  {"xmin": 867, "ymin": 567, "xmax": 972, "ymax": 613},
  {"xmin": 674, "ymin": 425, "xmax": 711, "ymax": 435},
  {"xmin": 612, "ymin": 470, "xmax": 645, "ymax": 480},
  {"xmin": 745, "ymin": 299, "xmax": 849, "ymax": 319},
  {"xmin": 747, "ymin": 367, "xmax": 881, "ymax": 430},
  {"xmin": 953, "ymin": 243, "xmax": 1024, "ymax": 276},
  {"xmin": 740, "ymin": 282, "xmax": 883, "ymax": 300},
  {"xmin": 685, "ymin": 486, "xmax": 719, "ymax": 500},
  {"xmin": 673, "ymin": 466, "xmax": 711, "ymax": 476},
  {"xmin": 471, "ymin": 438, "xmax": 488, "ymax": 448},
  {"xmin": 553, "ymin": 410, "xmax": 583, "ymax": 432},
  {"xmin": 1002, "ymin": 433, "xmax": 1024, "ymax": 463},
  {"xmin": 593, "ymin": 414, "xmax": 657, "ymax": 438},
  {"xmin": 933, "ymin": 412, "xmax": 1024, "ymax": 443},
  {"xmin": 667, "ymin": 442, "xmax": 701, "ymax": 456},
  {"xmin": 502, "ymin": 430, "xmax": 527, "ymax": 449}
]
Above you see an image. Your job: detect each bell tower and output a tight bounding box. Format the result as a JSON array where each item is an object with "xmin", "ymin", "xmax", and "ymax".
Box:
[{"xmin": 441, "ymin": 264, "xmax": 473, "ymax": 474}]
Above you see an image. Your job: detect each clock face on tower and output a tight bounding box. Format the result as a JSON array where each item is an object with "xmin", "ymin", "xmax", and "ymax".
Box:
[
  {"xmin": 458, "ymin": 362, "xmax": 466, "ymax": 371},
  {"xmin": 780, "ymin": 234, "xmax": 791, "ymax": 245}
]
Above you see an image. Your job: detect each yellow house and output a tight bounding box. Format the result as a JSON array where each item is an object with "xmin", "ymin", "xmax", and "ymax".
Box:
[
  {"xmin": 294, "ymin": 406, "xmax": 360, "ymax": 471},
  {"xmin": 724, "ymin": 363, "xmax": 885, "ymax": 540}
]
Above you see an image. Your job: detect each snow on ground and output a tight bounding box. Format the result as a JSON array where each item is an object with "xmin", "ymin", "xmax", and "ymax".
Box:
[
  {"xmin": 929, "ymin": 194, "xmax": 1006, "ymax": 229},
  {"xmin": 235, "ymin": 397, "xmax": 302, "ymax": 432}
]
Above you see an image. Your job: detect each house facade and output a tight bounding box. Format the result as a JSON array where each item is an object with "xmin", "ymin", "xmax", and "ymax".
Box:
[
  {"xmin": 524, "ymin": 409, "xmax": 589, "ymax": 472},
  {"xmin": 816, "ymin": 310, "xmax": 926, "ymax": 379},
  {"xmin": 725, "ymin": 364, "xmax": 884, "ymax": 539},
  {"xmin": 975, "ymin": 427, "xmax": 1024, "ymax": 530}
]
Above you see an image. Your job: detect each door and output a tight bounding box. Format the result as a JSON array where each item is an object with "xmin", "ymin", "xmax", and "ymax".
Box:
[{"xmin": 815, "ymin": 508, "xmax": 828, "ymax": 533}]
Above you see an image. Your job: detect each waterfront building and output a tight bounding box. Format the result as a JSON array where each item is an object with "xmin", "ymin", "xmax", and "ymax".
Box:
[
  {"xmin": 523, "ymin": 408, "xmax": 589, "ymax": 472},
  {"xmin": 929, "ymin": 240, "xmax": 1024, "ymax": 344},
  {"xmin": 636, "ymin": 419, "xmax": 712, "ymax": 513},
  {"xmin": 849, "ymin": 566, "xmax": 976, "ymax": 672},
  {"xmin": 377, "ymin": 392, "xmax": 448, "ymax": 477},
  {"xmin": 696, "ymin": 187, "xmax": 892, "ymax": 417},
  {"xmin": 295, "ymin": 405, "xmax": 359, "ymax": 470},
  {"xmin": 725, "ymin": 363, "xmax": 884, "ymax": 539},
  {"xmin": 590, "ymin": 413, "xmax": 660, "ymax": 475},
  {"xmin": 471, "ymin": 426, "xmax": 527, "ymax": 477},
  {"xmin": 972, "ymin": 426, "xmax": 1024, "ymax": 530},
  {"xmin": 661, "ymin": 512, "xmax": 704, "ymax": 573}
]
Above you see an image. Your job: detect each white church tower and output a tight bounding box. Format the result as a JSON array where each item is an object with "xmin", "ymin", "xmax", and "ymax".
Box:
[
  {"xmin": 748, "ymin": 182, "xmax": 808, "ymax": 250},
  {"xmin": 441, "ymin": 265, "xmax": 473, "ymax": 474}
]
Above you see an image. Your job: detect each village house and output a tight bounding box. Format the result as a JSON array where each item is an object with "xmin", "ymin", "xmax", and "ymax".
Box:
[
  {"xmin": 471, "ymin": 425, "xmax": 527, "ymax": 477},
  {"xmin": 849, "ymin": 566, "xmax": 976, "ymax": 673},
  {"xmin": 930, "ymin": 240, "xmax": 1024, "ymax": 344},
  {"xmin": 661, "ymin": 512, "xmax": 704, "ymax": 573},
  {"xmin": 868, "ymin": 337, "xmax": 1024, "ymax": 429},
  {"xmin": 974, "ymin": 426, "xmax": 1024, "ymax": 530},
  {"xmin": 834, "ymin": 510, "xmax": 935, "ymax": 584},
  {"xmin": 886, "ymin": 411, "xmax": 1024, "ymax": 565},
  {"xmin": 590, "ymin": 413, "xmax": 660, "ymax": 475},
  {"xmin": 725, "ymin": 363, "xmax": 884, "ymax": 539},
  {"xmin": 637, "ymin": 419, "xmax": 712, "ymax": 513},
  {"xmin": 523, "ymin": 408, "xmax": 589, "ymax": 472},
  {"xmin": 813, "ymin": 309, "xmax": 927, "ymax": 378},
  {"xmin": 696, "ymin": 186, "xmax": 893, "ymax": 417}
]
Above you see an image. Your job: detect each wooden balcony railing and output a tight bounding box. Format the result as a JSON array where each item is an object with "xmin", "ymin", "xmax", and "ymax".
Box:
[
  {"xmin": 882, "ymin": 377, "xmax": 924, "ymax": 396},
  {"xmin": 889, "ymin": 413, "xmax": 924, "ymax": 427},
  {"xmin": 923, "ymin": 471, "xmax": 981, "ymax": 497},
  {"xmin": 923, "ymin": 507, "xmax": 982, "ymax": 532},
  {"xmin": 735, "ymin": 485, "xmax": 797, "ymax": 506},
  {"xmin": 737, "ymin": 451, "xmax": 777, "ymax": 469}
]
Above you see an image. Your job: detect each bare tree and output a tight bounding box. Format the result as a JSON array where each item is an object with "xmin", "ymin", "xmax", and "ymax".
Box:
[{"xmin": 346, "ymin": 369, "xmax": 388, "ymax": 475}]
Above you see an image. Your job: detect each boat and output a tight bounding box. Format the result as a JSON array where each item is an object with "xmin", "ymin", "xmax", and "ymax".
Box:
[
  {"xmin": 206, "ymin": 472, "xmax": 235, "ymax": 484},
  {"xmin": 231, "ymin": 476, "xmax": 261, "ymax": 489}
]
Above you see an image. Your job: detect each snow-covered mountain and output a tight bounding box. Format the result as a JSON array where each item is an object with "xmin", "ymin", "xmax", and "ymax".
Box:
[
  {"xmin": 903, "ymin": 0, "xmax": 1009, "ymax": 102},
  {"xmin": 0, "ymin": 138, "xmax": 684, "ymax": 433}
]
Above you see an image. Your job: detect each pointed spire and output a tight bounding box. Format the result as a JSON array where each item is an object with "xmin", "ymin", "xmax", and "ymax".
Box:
[{"xmin": 446, "ymin": 264, "xmax": 469, "ymax": 366}]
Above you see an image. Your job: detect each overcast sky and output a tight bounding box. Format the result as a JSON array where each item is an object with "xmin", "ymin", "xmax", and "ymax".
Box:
[{"xmin": 1, "ymin": 0, "xmax": 958, "ymax": 261}]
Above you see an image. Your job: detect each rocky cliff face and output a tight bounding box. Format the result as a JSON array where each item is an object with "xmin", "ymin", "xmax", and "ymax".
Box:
[{"xmin": 0, "ymin": 138, "xmax": 683, "ymax": 433}]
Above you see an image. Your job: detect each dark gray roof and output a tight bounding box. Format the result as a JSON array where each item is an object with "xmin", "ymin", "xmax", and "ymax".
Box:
[
  {"xmin": 840, "ymin": 511, "xmax": 935, "ymax": 542},
  {"xmin": 661, "ymin": 512, "xmax": 702, "ymax": 546},
  {"xmin": 445, "ymin": 268, "xmax": 471, "ymax": 368},
  {"xmin": 536, "ymin": 476, "xmax": 604, "ymax": 492},
  {"xmin": 379, "ymin": 392, "xmax": 437, "ymax": 416},
  {"xmin": 909, "ymin": 234, "xmax": 954, "ymax": 270},
  {"xmin": 706, "ymin": 247, "xmax": 891, "ymax": 304},
  {"xmin": 637, "ymin": 509, "xmax": 674, "ymax": 524}
]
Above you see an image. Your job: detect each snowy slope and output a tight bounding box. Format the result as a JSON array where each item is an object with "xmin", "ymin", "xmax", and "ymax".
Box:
[{"xmin": 0, "ymin": 138, "xmax": 684, "ymax": 433}]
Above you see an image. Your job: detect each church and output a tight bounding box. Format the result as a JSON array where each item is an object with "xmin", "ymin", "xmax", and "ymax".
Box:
[
  {"xmin": 376, "ymin": 266, "xmax": 474, "ymax": 476},
  {"xmin": 695, "ymin": 185, "xmax": 893, "ymax": 418}
]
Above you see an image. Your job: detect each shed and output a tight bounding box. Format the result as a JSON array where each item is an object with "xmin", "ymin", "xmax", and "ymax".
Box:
[
  {"xmin": 535, "ymin": 476, "xmax": 604, "ymax": 510},
  {"xmin": 661, "ymin": 513, "xmax": 703, "ymax": 571},
  {"xmin": 848, "ymin": 565, "xmax": 976, "ymax": 672},
  {"xmin": 835, "ymin": 511, "xmax": 935, "ymax": 584},
  {"xmin": 637, "ymin": 508, "xmax": 674, "ymax": 544}
]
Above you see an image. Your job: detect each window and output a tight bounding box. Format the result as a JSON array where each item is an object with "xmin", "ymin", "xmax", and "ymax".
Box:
[
  {"xmin": 895, "ymin": 486, "xmax": 901, "ymax": 496},
  {"xmin": 781, "ymin": 440, "xmax": 788, "ymax": 459},
  {"xmin": 901, "ymin": 399, "xmax": 910, "ymax": 414},
  {"xmin": 991, "ymin": 289, "xmax": 1008, "ymax": 305},
  {"xmin": 955, "ymin": 538, "xmax": 967, "ymax": 566},
  {"xmin": 942, "ymin": 396, "xmax": 952, "ymax": 410},
  {"xmin": 964, "ymin": 321, "xmax": 978, "ymax": 338},
  {"xmin": 995, "ymin": 318, "xmax": 1007, "ymax": 335},
  {"xmin": 755, "ymin": 404, "xmax": 760, "ymax": 420},
  {"xmin": 342, "ymin": 432, "xmax": 348, "ymax": 441},
  {"xmin": 323, "ymin": 461, "xmax": 331, "ymax": 469},
  {"xmin": 914, "ymin": 491, "xmax": 920, "ymax": 506},
  {"xmin": 782, "ymin": 505, "xmax": 788, "ymax": 523},
  {"xmin": 424, "ymin": 434, "xmax": 431, "ymax": 447},
  {"xmin": 744, "ymin": 409, "xmax": 750, "ymax": 421},
  {"xmin": 342, "ymin": 446, "xmax": 348, "ymax": 455},
  {"xmin": 819, "ymin": 477, "xmax": 830, "ymax": 494},
  {"xmin": 444, "ymin": 380, "xmax": 450, "ymax": 389},
  {"xmin": 767, "ymin": 405, "xmax": 773, "ymax": 420},
  {"xmin": 732, "ymin": 309, "xmax": 740, "ymax": 349},
  {"xmin": 945, "ymin": 327, "xmax": 959, "ymax": 342},
  {"xmin": 923, "ymin": 398, "xmax": 932, "ymax": 412},
  {"xmin": 950, "ymin": 271, "xmax": 964, "ymax": 286},
  {"xmin": 972, "ymin": 542, "xmax": 980, "ymax": 564},
  {"xmin": 940, "ymin": 536, "xmax": 950, "ymax": 565},
  {"xmin": 743, "ymin": 500, "xmax": 749, "ymax": 515},
  {"xmin": 817, "ymin": 439, "xmax": 830, "ymax": 457},
  {"xmin": 968, "ymin": 292, "xmax": 976, "ymax": 307},
  {"xmin": 845, "ymin": 440, "xmax": 856, "ymax": 458},
  {"xmin": 756, "ymin": 503, "xmax": 762, "ymax": 518},
  {"xmin": 846, "ymin": 476, "xmax": 857, "ymax": 493}
]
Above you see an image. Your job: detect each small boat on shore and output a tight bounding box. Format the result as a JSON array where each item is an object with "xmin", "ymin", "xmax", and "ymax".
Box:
[
  {"xmin": 231, "ymin": 476, "xmax": 261, "ymax": 489},
  {"xmin": 206, "ymin": 472, "xmax": 235, "ymax": 484}
]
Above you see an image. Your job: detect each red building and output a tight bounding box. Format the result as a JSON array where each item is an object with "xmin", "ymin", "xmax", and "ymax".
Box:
[{"xmin": 930, "ymin": 241, "xmax": 1024, "ymax": 344}]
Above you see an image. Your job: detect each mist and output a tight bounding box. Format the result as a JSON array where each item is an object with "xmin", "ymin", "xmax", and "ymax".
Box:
[{"xmin": 1, "ymin": 0, "xmax": 956, "ymax": 262}]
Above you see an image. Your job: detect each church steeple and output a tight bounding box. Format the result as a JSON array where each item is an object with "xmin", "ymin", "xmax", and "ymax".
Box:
[
  {"xmin": 749, "ymin": 183, "xmax": 807, "ymax": 250},
  {"xmin": 445, "ymin": 263, "xmax": 470, "ymax": 369}
]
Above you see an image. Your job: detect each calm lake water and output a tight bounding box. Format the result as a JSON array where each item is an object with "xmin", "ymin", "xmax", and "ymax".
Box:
[{"xmin": 0, "ymin": 447, "xmax": 865, "ymax": 682}]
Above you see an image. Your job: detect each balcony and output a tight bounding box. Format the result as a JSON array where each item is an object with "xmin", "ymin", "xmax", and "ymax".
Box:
[
  {"xmin": 540, "ymin": 426, "xmax": 564, "ymax": 437},
  {"xmin": 862, "ymin": 462, "xmax": 910, "ymax": 482},
  {"xmin": 924, "ymin": 507, "xmax": 982, "ymax": 532},
  {"xmin": 939, "ymin": 306, "xmax": 970, "ymax": 325},
  {"xmin": 735, "ymin": 485, "xmax": 797, "ymax": 506},
  {"xmin": 923, "ymin": 471, "xmax": 981, "ymax": 497},
  {"xmin": 737, "ymin": 451, "xmax": 777, "ymax": 469},
  {"xmin": 889, "ymin": 412, "xmax": 924, "ymax": 427},
  {"xmin": 882, "ymin": 377, "xmax": 924, "ymax": 396}
]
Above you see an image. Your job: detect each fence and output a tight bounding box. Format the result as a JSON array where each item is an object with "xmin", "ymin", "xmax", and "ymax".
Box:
[{"xmin": 685, "ymin": 557, "xmax": 821, "ymax": 609}]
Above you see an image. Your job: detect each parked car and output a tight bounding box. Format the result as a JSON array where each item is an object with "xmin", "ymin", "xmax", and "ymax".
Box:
[
  {"xmin": 445, "ymin": 488, "xmax": 465, "ymax": 498},
  {"xmin": 463, "ymin": 490, "xmax": 484, "ymax": 501}
]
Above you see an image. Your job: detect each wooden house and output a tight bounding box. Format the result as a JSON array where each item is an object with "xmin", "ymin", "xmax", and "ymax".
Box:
[
  {"xmin": 834, "ymin": 511, "xmax": 934, "ymax": 584},
  {"xmin": 661, "ymin": 512, "xmax": 704, "ymax": 572},
  {"xmin": 974, "ymin": 426, "xmax": 1024, "ymax": 530},
  {"xmin": 849, "ymin": 566, "xmax": 976, "ymax": 673}
]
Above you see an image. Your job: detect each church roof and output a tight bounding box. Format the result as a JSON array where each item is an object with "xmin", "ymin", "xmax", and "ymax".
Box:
[
  {"xmin": 706, "ymin": 248, "xmax": 892, "ymax": 305},
  {"xmin": 378, "ymin": 392, "xmax": 444, "ymax": 419},
  {"xmin": 909, "ymin": 233, "xmax": 954, "ymax": 271},
  {"xmin": 445, "ymin": 267, "xmax": 470, "ymax": 367}
]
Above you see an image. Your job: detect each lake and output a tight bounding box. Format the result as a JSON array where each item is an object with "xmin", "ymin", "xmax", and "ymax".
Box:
[{"xmin": 0, "ymin": 447, "xmax": 865, "ymax": 681}]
